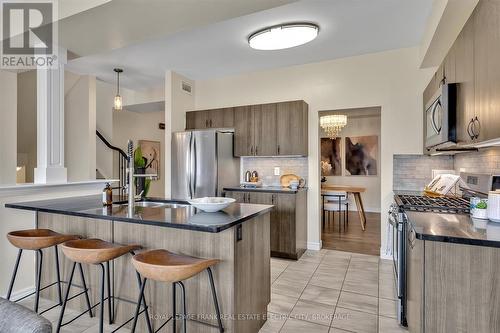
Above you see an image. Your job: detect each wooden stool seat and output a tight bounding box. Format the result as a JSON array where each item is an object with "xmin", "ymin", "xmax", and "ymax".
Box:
[
  {"xmin": 61, "ymin": 239, "xmax": 141, "ymax": 265},
  {"xmin": 132, "ymin": 249, "xmax": 219, "ymax": 283},
  {"xmin": 7, "ymin": 229, "xmax": 78, "ymax": 250}
]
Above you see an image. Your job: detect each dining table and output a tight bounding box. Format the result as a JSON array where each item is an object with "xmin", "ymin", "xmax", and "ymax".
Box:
[{"xmin": 321, "ymin": 185, "xmax": 367, "ymax": 230}]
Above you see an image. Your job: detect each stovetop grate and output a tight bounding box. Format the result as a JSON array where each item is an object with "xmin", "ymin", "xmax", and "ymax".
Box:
[{"xmin": 395, "ymin": 194, "xmax": 470, "ymax": 214}]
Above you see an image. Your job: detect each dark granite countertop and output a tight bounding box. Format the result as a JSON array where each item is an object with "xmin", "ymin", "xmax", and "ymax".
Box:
[
  {"xmin": 223, "ymin": 186, "xmax": 306, "ymax": 194},
  {"xmin": 5, "ymin": 195, "xmax": 273, "ymax": 233},
  {"xmin": 406, "ymin": 210, "xmax": 500, "ymax": 248}
]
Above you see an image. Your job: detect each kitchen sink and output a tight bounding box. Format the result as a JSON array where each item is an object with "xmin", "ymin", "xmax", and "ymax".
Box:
[{"xmin": 120, "ymin": 201, "xmax": 190, "ymax": 208}]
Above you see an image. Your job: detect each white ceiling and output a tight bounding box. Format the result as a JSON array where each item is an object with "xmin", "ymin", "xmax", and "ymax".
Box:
[{"xmin": 66, "ymin": 0, "xmax": 433, "ymax": 91}]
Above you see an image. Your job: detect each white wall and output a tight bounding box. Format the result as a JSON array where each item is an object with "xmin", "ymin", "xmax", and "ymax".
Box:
[
  {"xmin": 65, "ymin": 71, "xmax": 97, "ymax": 181},
  {"xmin": 17, "ymin": 71, "xmax": 37, "ymax": 183},
  {"xmin": 164, "ymin": 71, "xmax": 195, "ymax": 198},
  {"xmin": 112, "ymin": 109, "xmax": 165, "ymax": 197},
  {"xmin": 0, "ymin": 70, "xmax": 17, "ymax": 185},
  {"xmin": 96, "ymin": 80, "xmax": 119, "ymax": 179},
  {"xmin": 194, "ymin": 47, "xmax": 434, "ymax": 254},
  {"xmin": 96, "ymin": 79, "xmax": 165, "ymax": 195},
  {"xmin": 321, "ymin": 107, "xmax": 381, "ymax": 213}
]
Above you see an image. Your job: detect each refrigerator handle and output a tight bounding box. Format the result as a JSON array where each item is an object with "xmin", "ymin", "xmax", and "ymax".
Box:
[
  {"xmin": 192, "ymin": 135, "xmax": 198, "ymax": 198},
  {"xmin": 188, "ymin": 133, "xmax": 193, "ymax": 199}
]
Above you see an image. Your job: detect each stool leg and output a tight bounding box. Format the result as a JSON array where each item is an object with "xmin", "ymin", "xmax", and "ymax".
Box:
[
  {"xmin": 78, "ymin": 263, "xmax": 93, "ymax": 318},
  {"xmin": 56, "ymin": 262, "xmax": 77, "ymax": 333},
  {"xmin": 134, "ymin": 271, "xmax": 153, "ymax": 333},
  {"xmin": 172, "ymin": 282, "xmax": 177, "ymax": 332},
  {"xmin": 34, "ymin": 249, "xmax": 43, "ymax": 313},
  {"xmin": 54, "ymin": 246, "xmax": 63, "ymax": 305},
  {"xmin": 346, "ymin": 203, "xmax": 349, "ymax": 225},
  {"xmin": 106, "ymin": 261, "xmax": 113, "ymax": 324},
  {"xmin": 131, "ymin": 277, "xmax": 147, "ymax": 333},
  {"xmin": 98, "ymin": 263, "xmax": 106, "ymax": 333},
  {"xmin": 207, "ymin": 268, "xmax": 224, "ymax": 333},
  {"xmin": 7, "ymin": 249, "xmax": 22, "ymax": 300},
  {"xmin": 178, "ymin": 281, "xmax": 187, "ymax": 333}
]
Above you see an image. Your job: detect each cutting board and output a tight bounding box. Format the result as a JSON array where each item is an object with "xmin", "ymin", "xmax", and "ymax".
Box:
[{"xmin": 280, "ymin": 174, "xmax": 304, "ymax": 187}]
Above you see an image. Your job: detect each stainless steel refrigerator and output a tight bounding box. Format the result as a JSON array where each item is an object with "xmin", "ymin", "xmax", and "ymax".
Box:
[{"xmin": 171, "ymin": 129, "xmax": 240, "ymax": 199}]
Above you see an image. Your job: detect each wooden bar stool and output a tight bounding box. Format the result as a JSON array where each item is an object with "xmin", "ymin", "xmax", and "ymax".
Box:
[
  {"xmin": 57, "ymin": 239, "xmax": 152, "ymax": 333},
  {"xmin": 6, "ymin": 229, "xmax": 92, "ymax": 316},
  {"xmin": 131, "ymin": 249, "xmax": 224, "ymax": 333}
]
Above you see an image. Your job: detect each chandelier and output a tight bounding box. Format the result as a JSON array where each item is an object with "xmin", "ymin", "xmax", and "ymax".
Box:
[{"xmin": 320, "ymin": 115, "xmax": 347, "ymax": 139}]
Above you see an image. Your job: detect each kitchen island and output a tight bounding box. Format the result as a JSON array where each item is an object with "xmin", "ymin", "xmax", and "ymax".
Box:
[{"xmin": 6, "ymin": 196, "xmax": 273, "ymax": 333}]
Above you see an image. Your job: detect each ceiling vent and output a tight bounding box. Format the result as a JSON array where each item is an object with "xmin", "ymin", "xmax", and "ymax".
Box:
[{"xmin": 181, "ymin": 81, "xmax": 192, "ymax": 95}]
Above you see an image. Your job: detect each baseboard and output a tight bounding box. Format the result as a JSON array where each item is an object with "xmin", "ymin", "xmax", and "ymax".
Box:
[
  {"xmin": 0, "ymin": 286, "xmax": 34, "ymax": 300},
  {"xmin": 307, "ymin": 240, "xmax": 322, "ymax": 251}
]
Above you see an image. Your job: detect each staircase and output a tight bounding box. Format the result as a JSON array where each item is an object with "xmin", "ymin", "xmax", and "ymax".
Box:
[{"xmin": 96, "ymin": 130, "xmax": 128, "ymax": 197}]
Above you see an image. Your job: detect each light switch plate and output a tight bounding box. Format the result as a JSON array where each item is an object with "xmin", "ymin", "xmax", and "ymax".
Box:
[{"xmin": 274, "ymin": 167, "xmax": 280, "ymax": 176}]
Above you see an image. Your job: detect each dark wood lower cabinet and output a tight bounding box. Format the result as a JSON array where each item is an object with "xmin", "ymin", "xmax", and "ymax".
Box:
[
  {"xmin": 407, "ymin": 224, "xmax": 500, "ymax": 333},
  {"xmin": 225, "ymin": 189, "xmax": 307, "ymax": 260}
]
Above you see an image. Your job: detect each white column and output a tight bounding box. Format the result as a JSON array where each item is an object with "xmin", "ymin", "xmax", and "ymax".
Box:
[{"xmin": 34, "ymin": 48, "xmax": 67, "ymax": 183}]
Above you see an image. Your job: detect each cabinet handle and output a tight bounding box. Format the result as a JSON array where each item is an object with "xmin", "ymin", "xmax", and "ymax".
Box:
[
  {"xmin": 255, "ymin": 146, "xmax": 258, "ymax": 155},
  {"xmin": 210, "ymin": 119, "xmax": 213, "ymax": 127},
  {"xmin": 472, "ymin": 116, "xmax": 481, "ymax": 139},
  {"xmin": 247, "ymin": 193, "xmax": 251, "ymax": 202},
  {"xmin": 277, "ymin": 145, "xmax": 280, "ymax": 155},
  {"xmin": 467, "ymin": 118, "xmax": 474, "ymax": 140},
  {"xmin": 250, "ymin": 146, "xmax": 254, "ymax": 155},
  {"xmin": 271, "ymin": 194, "xmax": 275, "ymax": 204},
  {"xmin": 205, "ymin": 119, "xmax": 209, "ymax": 127}
]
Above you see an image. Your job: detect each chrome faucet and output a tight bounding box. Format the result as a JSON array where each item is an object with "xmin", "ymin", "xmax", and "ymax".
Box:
[
  {"xmin": 127, "ymin": 140, "xmax": 135, "ymax": 216},
  {"xmin": 126, "ymin": 140, "xmax": 158, "ymax": 216}
]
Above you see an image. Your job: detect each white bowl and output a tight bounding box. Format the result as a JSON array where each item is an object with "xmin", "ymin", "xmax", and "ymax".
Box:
[{"xmin": 187, "ymin": 197, "xmax": 236, "ymax": 213}]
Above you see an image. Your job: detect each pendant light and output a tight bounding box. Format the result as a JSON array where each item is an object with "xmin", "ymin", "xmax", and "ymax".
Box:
[{"xmin": 113, "ymin": 68, "xmax": 123, "ymax": 111}]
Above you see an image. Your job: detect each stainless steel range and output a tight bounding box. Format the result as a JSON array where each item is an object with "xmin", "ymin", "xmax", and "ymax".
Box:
[
  {"xmin": 395, "ymin": 194, "xmax": 470, "ymax": 213},
  {"xmin": 389, "ymin": 193, "xmax": 470, "ymax": 327}
]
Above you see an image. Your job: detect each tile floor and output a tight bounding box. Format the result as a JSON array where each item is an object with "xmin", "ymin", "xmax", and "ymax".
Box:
[
  {"xmin": 261, "ymin": 249, "xmax": 407, "ymax": 333},
  {"xmin": 19, "ymin": 249, "xmax": 406, "ymax": 333}
]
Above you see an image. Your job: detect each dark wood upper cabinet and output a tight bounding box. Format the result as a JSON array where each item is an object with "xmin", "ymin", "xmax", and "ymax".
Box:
[
  {"xmin": 424, "ymin": 0, "xmax": 500, "ymax": 149},
  {"xmin": 253, "ymin": 103, "xmax": 278, "ymax": 156},
  {"xmin": 474, "ymin": 0, "xmax": 500, "ymax": 142},
  {"xmin": 186, "ymin": 110, "xmax": 209, "ymax": 129},
  {"xmin": 186, "ymin": 100, "xmax": 308, "ymax": 157},
  {"xmin": 455, "ymin": 15, "xmax": 475, "ymax": 144},
  {"xmin": 185, "ymin": 108, "xmax": 234, "ymax": 130},
  {"xmin": 277, "ymin": 101, "xmax": 308, "ymax": 156},
  {"xmin": 233, "ymin": 106, "xmax": 254, "ymax": 156},
  {"xmin": 443, "ymin": 43, "xmax": 456, "ymax": 84},
  {"xmin": 208, "ymin": 107, "xmax": 234, "ymax": 128}
]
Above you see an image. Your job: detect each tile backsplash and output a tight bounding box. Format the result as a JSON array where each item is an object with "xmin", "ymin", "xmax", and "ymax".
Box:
[
  {"xmin": 393, "ymin": 148, "xmax": 500, "ymax": 191},
  {"xmin": 393, "ymin": 155, "xmax": 454, "ymax": 191},
  {"xmin": 241, "ymin": 157, "xmax": 308, "ymax": 186},
  {"xmin": 454, "ymin": 148, "xmax": 500, "ymax": 175}
]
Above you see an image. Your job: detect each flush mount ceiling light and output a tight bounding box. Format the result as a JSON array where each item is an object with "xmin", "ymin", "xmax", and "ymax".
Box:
[
  {"xmin": 113, "ymin": 68, "xmax": 123, "ymax": 111},
  {"xmin": 320, "ymin": 115, "xmax": 347, "ymax": 139},
  {"xmin": 248, "ymin": 23, "xmax": 319, "ymax": 50}
]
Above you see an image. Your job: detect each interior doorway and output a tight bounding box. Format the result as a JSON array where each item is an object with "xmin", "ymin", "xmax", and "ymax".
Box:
[{"xmin": 319, "ymin": 107, "xmax": 381, "ymax": 255}]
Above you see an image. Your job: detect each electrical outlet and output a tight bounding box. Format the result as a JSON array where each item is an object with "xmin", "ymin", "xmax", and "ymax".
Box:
[{"xmin": 274, "ymin": 167, "xmax": 280, "ymax": 176}]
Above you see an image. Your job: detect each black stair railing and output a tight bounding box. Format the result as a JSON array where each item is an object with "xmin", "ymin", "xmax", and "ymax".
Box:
[{"xmin": 96, "ymin": 130, "xmax": 128, "ymax": 197}]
